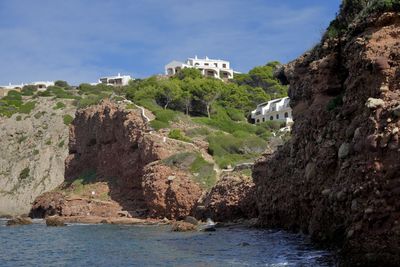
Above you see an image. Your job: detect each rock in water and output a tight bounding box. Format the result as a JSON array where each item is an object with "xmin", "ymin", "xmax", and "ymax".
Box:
[
  {"xmin": 171, "ymin": 221, "xmax": 197, "ymax": 232},
  {"xmin": 6, "ymin": 216, "xmax": 32, "ymax": 226},
  {"xmin": 46, "ymin": 216, "xmax": 66, "ymax": 227}
]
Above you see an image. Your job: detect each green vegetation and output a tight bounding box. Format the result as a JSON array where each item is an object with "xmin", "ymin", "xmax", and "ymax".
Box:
[
  {"xmin": 33, "ymin": 149, "xmax": 39, "ymax": 156},
  {"xmin": 168, "ymin": 129, "xmax": 191, "ymax": 142},
  {"xmin": 45, "ymin": 140, "xmax": 52, "ymax": 145},
  {"xmin": 124, "ymin": 62, "xmax": 287, "ymax": 168},
  {"xmin": 54, "ymin": 80, "xmax": 69, "ymax": 88},
  {"xmin": 58, "ymin": 140, "xmax": 65, "ymax": 148},
  {"xmin": 16, "ymin": 115, "xmax": 22, "ymax": 121},
  {"xmin": 0, "ymin": 91, "xmax": 36, "ymax": 117},
  {"xmin": 53, "ymin": 102, "xmax": 66, "ymax": 110},
  {"xmin": 63, "ymin": 114, "xmax": 74, "ymax": 125},
  {"xmin": 207, "ymin": 131, "xmax": 268, "ymax": 168},
  {"xmin": 324, "ymin": 0, "xmax": 400, "ymax": 40},
  {"xmin": 19, "ymin": 167, "xmax": 30, "ymax": 180},
  {"xmin": 162, "ymin": 152, "xmax": 216, "ymax": 189}
]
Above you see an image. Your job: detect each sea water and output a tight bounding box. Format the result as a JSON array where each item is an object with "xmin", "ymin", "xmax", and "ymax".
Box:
[{"xmin": 0, "ymin": 219, "xmax": 335, "ymax": 266}]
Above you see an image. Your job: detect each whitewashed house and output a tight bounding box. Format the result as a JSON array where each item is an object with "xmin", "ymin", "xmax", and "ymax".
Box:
[
  {"xmin": 31, "ymin": 81, "xmax": 54, "ymax": 91},
  {"xmin": 251, "ymin": 97, "xmax": 293, "ymax": 125},
  {"xmin": 165, "ymin": 56, "xmax": 236, "ymax": 79},
  {"xmin": 98, "ymin": 73, "xmax": 133, "ymax": 86},
  {"xmin": 0, "ymin": 81, "xmax": 54, "ymax": 93}
]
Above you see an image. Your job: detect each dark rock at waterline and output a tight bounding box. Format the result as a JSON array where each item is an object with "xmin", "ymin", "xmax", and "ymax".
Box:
[
  {"xmin": 46, "ymin": 216, "xmax": 66, "ymax": 227},
  {"xmin": 6, "ymin": 216, "xmax": 32, "ymax": 226},
  {"xmin": 171, "ymin": 221, "xmax": 196, "ymax": 232},
  {"xmin": 184, "ymin": 216, "xmax": 198, "ymax": 225}
]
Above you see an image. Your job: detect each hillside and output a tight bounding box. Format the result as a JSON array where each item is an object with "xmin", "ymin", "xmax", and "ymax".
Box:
[
  {"xmin": 0, "ymin": 63, "xmax": 288, "ymax": 217},
  {"xmin": 254, "ymin": 1, "xmax": 400, "ymax": 266}
]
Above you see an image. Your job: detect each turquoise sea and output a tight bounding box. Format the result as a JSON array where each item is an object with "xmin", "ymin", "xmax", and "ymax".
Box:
[{"xmin": 0, "ymin": 219, "xmax": 335, "ymax": 266}]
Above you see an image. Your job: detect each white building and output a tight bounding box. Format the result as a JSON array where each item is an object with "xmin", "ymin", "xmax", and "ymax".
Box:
[
  {"xmin": 98, "ymin": 73, "xmax": 133, "ymax": 86},
  {"xmin": 251, "ymin": 97, "xmax": 293, "ymax": 125},
  {"xmin": 31, "ymin": 81, "xmax": 54, "ymax": 91},
  {"xmin": 0, "ymin": 81, "xmax": 54, "ymax": 92},
  {"xmin": 165, "ymin": 56, "xmax": 236, "ymax": 79}
]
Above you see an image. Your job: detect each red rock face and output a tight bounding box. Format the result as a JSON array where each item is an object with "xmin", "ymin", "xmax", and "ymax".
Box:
[
  {"xmin": 253, "ymin": 12, "xmax": 400, "ymax": 266},
  {"xmin": 142, "ymin": 164, "xmax": 203, "ymax": 220},
  {"xmin": 196, "ymin": 174, "xmax": 257, "ymax": 222},
  {"xmin": 32, "ymin": 101, "xmax": 203, "ymax": 220}
]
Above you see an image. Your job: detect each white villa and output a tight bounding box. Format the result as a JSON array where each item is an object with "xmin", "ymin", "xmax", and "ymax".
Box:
[
  {"xmin": 251, "ymin": 97, "xmax": 293, "ymax": 125},
  {"xmin": 165, "ymin": 56, "xmax": 236, "ymax": 79},
  {"xmin": 98, "ymin": 73, "xmax": 133, "ymax": 86}
]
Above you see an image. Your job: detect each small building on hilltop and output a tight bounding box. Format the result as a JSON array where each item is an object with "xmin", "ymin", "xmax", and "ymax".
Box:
[
  {"xmin": 251, "ymin": 97, "xmax": 293, "ymax": 125},
  {"xmin": 0, "ymin": 81, "xmax": 54, "ymax": 95},
  {"xmin": 98, "ymin": 73, "xmax": 133, "ymax": 86},
  {"xmin": 31, "ymin": 81, "xmax": 54, "ymax": 91},
  {"xmin": 165, "ymin": 56, "xmax": 236, "ymax": 80}
]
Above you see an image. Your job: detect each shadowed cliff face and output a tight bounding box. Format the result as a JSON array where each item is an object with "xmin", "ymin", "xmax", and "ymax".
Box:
[{"xmin": 254, "ymin": 11, "xmax": 400, "ymax": 266}]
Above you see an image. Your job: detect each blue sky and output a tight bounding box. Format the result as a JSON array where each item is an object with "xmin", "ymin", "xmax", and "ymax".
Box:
[{"xmin": 0, "ymin": 0, "xmax": 341, "ymax": 85}]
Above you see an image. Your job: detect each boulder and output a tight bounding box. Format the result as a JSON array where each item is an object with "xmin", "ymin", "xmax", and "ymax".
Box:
[
  {"xmin": 365, "ymin": 98, "xmax": 385, "ymax": 109},
  {"xmin": 184, "ymin": 216, "xmax": 199, "ymax": 225},
  {"xmin": 171, "ymin": 221, "xmax": 197, "ymax": 232},
  {"xmin": 46, "ymin": 216, "xmax": 66, "ymax": 227},
  {"xmin": 6, "ymin": 216, "xmax": 32, "ymax": 226}
]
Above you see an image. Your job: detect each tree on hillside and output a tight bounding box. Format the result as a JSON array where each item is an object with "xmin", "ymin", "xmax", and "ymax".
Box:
[
  {"xmin": 233, "ymin": 61, "xmax": 288, "ymax": 99},
  {"xmin": 191, "ymin": 79, "xmax": 224, "ymax": 118},
  {"xmin": 175, "ymin": 68, "xmax": 203, "ymax": 80},
  {"xmin": 54, "ymin": 80, "xmax": 69, "ymax": 88},
  {"xmin": 158, "ymin": 80, "xmax": 181, "ymax": 109}
]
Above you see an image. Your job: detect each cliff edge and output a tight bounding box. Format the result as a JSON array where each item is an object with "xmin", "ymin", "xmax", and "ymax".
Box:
[{"xmin": 254, "ymin": 4, "xmax": 400, "ymax": 266}]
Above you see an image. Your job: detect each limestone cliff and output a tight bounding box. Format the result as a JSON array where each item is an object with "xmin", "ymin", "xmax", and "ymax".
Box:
[
  {"xmin": 253, "ymin": 6, "xmax": 400, "ymax": 266},
  {"xmin": 0, "ymin": 98, "xmax": 75, "ymax": 216}
]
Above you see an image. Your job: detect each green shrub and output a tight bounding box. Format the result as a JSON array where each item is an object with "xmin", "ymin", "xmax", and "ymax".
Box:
[
  {"xmin": 53, "ymin": 102, "xmax": 66, "ymax": 110},
  {"xmin": 168, "ymin": 129, "xmax": 191, "ymax": 142},
  {"xmin": 33, "ymin": 149, "xmax": 39, "ymax": 156},
  {"xmin": 63, "ymin": 114, "xmax": 74, "ymax": 125},
  {"xmin": 190, "ymin": 155, "xmax": 216, "ymax": 189},
  {"xmin": 150, "ymin": 120, "xmax": 169, "ymax": 130},
  {"xmin": 19, "ymin": 167, "xmax": 30, "ymax": 180},
  {"xmin": 3, "ymin": 91, "xmax": 22, "ymax": 101},
  {"xmin": 185, "ymin": 127, "xmax": 211, "ymax": 137},
  {"xmin": 45, "ymin": 140, "xmax": 52, "ymax": 145},
  {"xmin": 21, "ymin": 85, "xmax": 37, "ymax": 96},
  {"xmin": 162, "ymin": 152, "xmax": 216, "ymax": 189},
  {"xmin": 54, "ymin": 80, "xmax": 69, "ymax": 88},
  {"xmin": 58, "ymin": 140, "xmax": 65, "ymax": 148},
  {"xmin": 207, "ymin": 131, "xmax": 268, "ymax": 168},
  {"xmin": 226, "ymin": 108, "xmax": 245, "ymax": 122},
  {"xmin": 16, "ymin": 115, "xmax": 22, "ymax": 121},
  {"xmin": 18, "ymin": 101, "xmax": 36, "ymax": 114}
]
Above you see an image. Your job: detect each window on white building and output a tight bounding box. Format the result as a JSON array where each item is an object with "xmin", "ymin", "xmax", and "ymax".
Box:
[
  {"xmin": 285, "ymin": 112, "xmax": 288, "ymax": 118},
  {"xmin": 276, "ymin": 114, "xmax": 279, "ymax": 119},
  {"xmin": 262, "ymin": 118, "xmax": 265, "ymax": 122},
  {"xmin": 270, "ymin": 116, "xmax": 273, "ymax": 121},
  {"xmin": 223, "ymin": 64, "xmax": 226, "ymax": 68}
]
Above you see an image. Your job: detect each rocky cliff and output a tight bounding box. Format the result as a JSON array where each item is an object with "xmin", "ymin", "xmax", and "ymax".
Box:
[
  {"xmin": 31, "ymin": 101, "xmax": 204, "ymax": 220},
  {"xmin": 253, "ymin": 6, "xmax": 400, "ymax": 266},
  {"xmin": 0, "ymin": 98, "xmax": 75, "ymax": 216}
]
